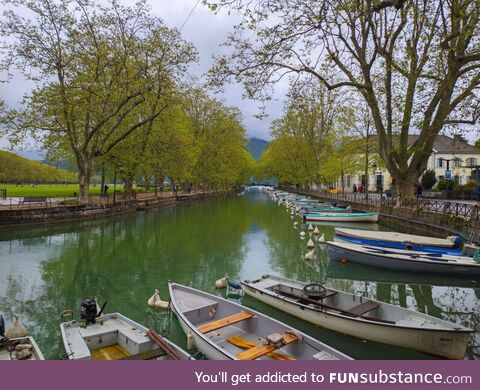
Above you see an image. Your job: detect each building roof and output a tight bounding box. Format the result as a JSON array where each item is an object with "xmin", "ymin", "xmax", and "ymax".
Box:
[{"xmin": 408, "ymin": 134, "xmax": 480, "ymax": 154}]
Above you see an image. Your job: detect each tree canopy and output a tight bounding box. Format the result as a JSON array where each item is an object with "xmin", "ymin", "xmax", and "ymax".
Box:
[{"xmin": 207, "ymin": 0, "xmax": 480, "ymax": 199}]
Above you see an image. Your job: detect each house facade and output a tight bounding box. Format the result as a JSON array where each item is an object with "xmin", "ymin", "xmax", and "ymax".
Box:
[{"xmin": 334, "ymin": 135, "xmax": 480, "ymax": 192}]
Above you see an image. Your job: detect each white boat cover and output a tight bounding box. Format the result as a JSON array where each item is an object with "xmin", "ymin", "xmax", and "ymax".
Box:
[{"xmin": 335, "ymin": 228, "xmax": 455, "ymax": 248}]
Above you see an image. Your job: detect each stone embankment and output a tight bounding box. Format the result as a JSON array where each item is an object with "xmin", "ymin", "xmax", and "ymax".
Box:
[{"xmin": 0, "ymin": 191, "xmax": 228, "ymax": 227}]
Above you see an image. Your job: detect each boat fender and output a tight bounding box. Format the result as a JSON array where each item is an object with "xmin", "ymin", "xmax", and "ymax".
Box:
[
  {"xmin": 15, "ymin": 348, "xmax": 32, "ymax": 360},
  {"xmin": 215, "ymin": 276, "xmax": 228, "ymax": 289},
  {"xmin": 307, "ymin": 239, "xmax": 315, "ymax": 249},
  {"xmin": 187, "ymin": 332, "xmax": 194, "ymax": 350},
  {"xmin": 148, "ymin": 289, "xmax": 160, "ymax": 307},
  {"xmin": 341, "ymin": 258, "xmax": 348, "ymax": 265},
  {"xmin": 15, "ymin": 344, "xmax": 33, "ymax": 352},
  {"xmin": 148, "ymin": 289, "xmax": 170, "ymax": 309},
  {"xmin": 5, "ymin": 314, "xmax": 28, "ymax": 339}
]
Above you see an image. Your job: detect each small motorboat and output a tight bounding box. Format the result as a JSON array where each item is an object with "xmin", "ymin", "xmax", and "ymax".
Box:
[
  {"xmin": 60, "ymin": 299, "xmax": 192, "ymax": 360},
  {"xmin": 0, "ymin": 314, "xmax": 44, "ymax": 360},
  {"xmin": 168, "ymin": 282, "xmax": 352, "ymax": 360},
  {"xmin": 303, "ymin": 212, "xmax": 379, "ymax": 222},
  {"xmin": 241, "ymin": 275, "xmax": 473, "ymax": 359},
  {"xmin": 326, "ymin": 241, "xmax": 480, "ymax": 277}
]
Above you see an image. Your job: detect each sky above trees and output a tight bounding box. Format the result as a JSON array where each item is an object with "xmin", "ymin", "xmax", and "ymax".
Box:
[{"xmin": 0, "ymin": 0, "xmax": 286, "ymax": 150}]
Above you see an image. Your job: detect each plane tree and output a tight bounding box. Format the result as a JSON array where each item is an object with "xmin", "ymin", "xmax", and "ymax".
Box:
[{"xmin": 207, "ymin": 0, "xmax": 480, "ymax": 200}]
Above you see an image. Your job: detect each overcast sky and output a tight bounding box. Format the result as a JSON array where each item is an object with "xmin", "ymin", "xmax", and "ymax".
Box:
[{"xmin": 0, "ymin": 0, "xmax": 284, "ymax": 151}]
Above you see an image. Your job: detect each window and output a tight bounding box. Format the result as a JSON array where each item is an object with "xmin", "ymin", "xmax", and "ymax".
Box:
[
  {"xmin": 453, "ymin": 158, "xmax": 463, "ymax": 168},
  {"xmin": 466, "ymin": 158, "xmax": 478, "ymax": 167},
  {"xmin": 346, "ymin": 175, "xmax": 351, "ymax": 187},
  {"xmin": 454, "ymin": 175, "xmax": 462, "ymax": 185},
  {"xmin": 437, "ymin": 158, "xmax": 444, "ymax": 168}
]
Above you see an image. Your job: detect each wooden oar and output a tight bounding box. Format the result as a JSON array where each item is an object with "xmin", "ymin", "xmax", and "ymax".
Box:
[{"xmin": 147, "ymin": 328, "xmax": 182, "ymax": 360}]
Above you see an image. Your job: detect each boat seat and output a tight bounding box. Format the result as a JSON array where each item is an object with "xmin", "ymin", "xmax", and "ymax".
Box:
[
  {"xmin": 236, "ymin": 333, "xmax": 297, "ymax": 360},
  {"xmin": 345, "ymin": 301, "xmax": 379, "ymax": 316},
  {"xmin": 198, "ymin": 311, "xmax": 253, "ymax": 334}
]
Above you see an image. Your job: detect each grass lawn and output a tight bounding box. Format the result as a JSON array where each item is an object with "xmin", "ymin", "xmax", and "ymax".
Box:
[{"xmin": 0, "ymin": 184, "xmax": 132, "ymax": 198}]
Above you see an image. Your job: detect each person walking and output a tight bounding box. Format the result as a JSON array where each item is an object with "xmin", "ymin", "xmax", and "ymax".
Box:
[
  {"xmin": 353, "ymin": 184, "xmax": 358, "ymax": 194},
  {"xmin": 415, "ymin": 184, "xmax": 423, "ymax": 199}
]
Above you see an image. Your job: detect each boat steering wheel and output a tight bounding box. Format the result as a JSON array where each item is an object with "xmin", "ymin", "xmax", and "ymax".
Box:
[{"xmin": 303, "ymin": 283, "xmax": 327, "ymax": 298}]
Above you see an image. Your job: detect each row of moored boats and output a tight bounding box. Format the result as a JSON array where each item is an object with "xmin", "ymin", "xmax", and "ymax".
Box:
[{"xmin": 272, "ymin": 190, "xmax": 480, "ymax": 277}]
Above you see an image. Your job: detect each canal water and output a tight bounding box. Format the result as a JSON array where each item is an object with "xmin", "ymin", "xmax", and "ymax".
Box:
[{"xmin": 0, "ymin": 189, "xmax": 478, "ymax": 359}]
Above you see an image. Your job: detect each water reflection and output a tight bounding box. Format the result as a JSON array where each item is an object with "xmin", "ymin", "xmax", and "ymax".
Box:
[{"xmin": 0, "ymin": 190, "xmax": 478, "ymax": 359}]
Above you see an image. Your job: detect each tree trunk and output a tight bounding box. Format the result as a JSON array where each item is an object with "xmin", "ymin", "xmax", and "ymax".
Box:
[
  {"xmin": 100, "ymin": 164, "xmax": 105, "ymax": 195},
  {"xmin": 396, "ymin": 175, "xmax": 418, "ymax": 206},
  {"xmin": 123, "ymin": 174, "xmax": 134, "ymax": 199},
  {"xmin": 78, "ymin": 162, "xmax": 92, "ymax": 204},
  {"xmin": 144, "ymin": 176, "xmax": 151, "ymax": 193}
]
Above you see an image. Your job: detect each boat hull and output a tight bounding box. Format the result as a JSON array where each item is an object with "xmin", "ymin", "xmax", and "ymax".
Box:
[
  {"xmin": 327, "ymin": 242, "xmax": 480, "ymax": 277},
  {"xmin": 241, "ymin": 280, "xmax": 470, "ymax": 359},
  {"xmin": 335, "ymin": 235, "xmax": 464, "ymax": 256},
  {"xmin": 304, "ymin": 213, "xmax": 379, "ymax": 222}
]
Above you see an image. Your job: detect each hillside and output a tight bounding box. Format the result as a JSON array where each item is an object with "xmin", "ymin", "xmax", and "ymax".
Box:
[
  {"xmin": 0, "ymin": 150, "xmax": 77, "ymax": 183},
  {"xmin": 247, "ymin": 137, "xmax": 268, "ymax": 159}
]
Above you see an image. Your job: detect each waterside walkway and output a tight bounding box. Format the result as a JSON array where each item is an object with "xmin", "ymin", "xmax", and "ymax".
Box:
[
  {"xmin": 291, "ymin": 188, "xmax": 480, "ymax": 244},
  {"xmin": 0, "ymin": 190, "xmax": 229, "ymax": 226}
]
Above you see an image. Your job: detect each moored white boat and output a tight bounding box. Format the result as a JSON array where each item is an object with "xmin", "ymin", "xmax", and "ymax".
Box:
[
  {"xmin": 335, "ymin": 228, "xmax": 462, "ymax": 248},
  {"xmin": 327, "ymin": 241, "xmax": 480, "ymax": 277},
  {"xmin": 169, "ymin": 282, "xmax": 352, "ymax": 360},
  {"xmin": 241, "ymin": 275, "xmax": 473, "ymax": 359},
  {"xmin": 304, "ymin": 212, "xmax": 379, "ymax": 222},
  {"xmin": 60, "ymin": 300, "xmax": 192, "ymax": 360}
]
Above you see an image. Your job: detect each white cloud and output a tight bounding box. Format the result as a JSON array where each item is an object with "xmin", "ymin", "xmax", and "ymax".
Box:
[{"xmin": 0, "ymin": 0, "xmax": 279, "ymax": 150}]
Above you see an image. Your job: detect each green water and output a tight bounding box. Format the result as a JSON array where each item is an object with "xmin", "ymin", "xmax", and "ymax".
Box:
[{"xmin": 0, "ymin": 190, "xmax": 478, "ymax": 359}]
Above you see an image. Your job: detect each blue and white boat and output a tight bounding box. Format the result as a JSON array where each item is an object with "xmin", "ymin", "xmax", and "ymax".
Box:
[{"xmin": 334, "ymin": 228, "xmax": 464, "ymax": 255}]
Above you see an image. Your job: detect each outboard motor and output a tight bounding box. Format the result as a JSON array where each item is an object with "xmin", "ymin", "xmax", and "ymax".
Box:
[{"xmin": 80, "ymin": 299, "xmax": 98, "ymax": 325}]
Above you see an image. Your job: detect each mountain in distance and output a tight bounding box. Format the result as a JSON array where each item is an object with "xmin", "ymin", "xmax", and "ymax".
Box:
[{"xmin": 247, "ymin": 137, "xmax": 268, "ymax": 160}]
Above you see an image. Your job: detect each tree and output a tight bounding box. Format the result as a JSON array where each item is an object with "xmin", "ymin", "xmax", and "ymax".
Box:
[
  {"xmin": 475, "ymin": 139, "xmax": 480, "ymax": 149},
  {"xmin": 258, "ymin": 137, "xmax": 317, "ymax": 186},
  {"xmin": 421, "ymin": 169, "xmax": 437, "ymax": 190},
  {"xmin": 1, "ymin": 0, "xmax": 196, "ymax": 203},
  {"xmin": 207, "ymin": 0, "xmax": 480, "ymax": 200}
]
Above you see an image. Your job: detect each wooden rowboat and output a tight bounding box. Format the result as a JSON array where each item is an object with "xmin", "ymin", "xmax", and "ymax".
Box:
[
  {"xmin": 241, "ymin": 275, "xmax": 473, "ymax": 359},
  {"xmin": 303, "ymin": 212, "xmax": 379, "ymax": 222},
  {"xmin": 335, "ymin": 228, "xmax": 462, "ymax": 248},
  {"xmin": 327, "ymin": 241, "xmax": 480, "ymax": 277},
  {"xmin": 60, "ymin": 312, "xmax": 192, "ymax": 360},
  {"xmin": 168, "ymin": 282, "xmax": 352, "ymax": 360}
]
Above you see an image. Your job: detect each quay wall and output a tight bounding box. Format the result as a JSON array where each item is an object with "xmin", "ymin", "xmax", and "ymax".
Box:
[{"xmin": 0, "ymin": 191, "xmax": 229, "ymax": 227}]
